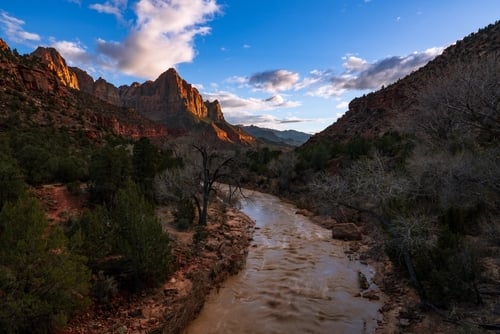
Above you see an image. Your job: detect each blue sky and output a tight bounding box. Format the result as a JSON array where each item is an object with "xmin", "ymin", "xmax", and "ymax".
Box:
[{"xmin": 1, "ymin": 1, "xmax": 499, "ymax": 134}]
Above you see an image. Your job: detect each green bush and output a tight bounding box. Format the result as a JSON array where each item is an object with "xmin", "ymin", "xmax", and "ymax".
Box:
[
  {"xmin": 414, "ymin": 225, "xmax": 482, "ymax": 305},
  {"xmin": 110, "ymin": 182, "xmax": 172, "ymax": 288},
  {"xmin": 0, "ymin": 195, "xmax": 90, "ymax": 333},
  {"xmin": 71, "ymin": 182, "xmax": 173, "ymax": 291},
  {"xmin": 344, "ymin": 137, "xmax": 371, "ymax": 159},
  {"xmin": 0, "ymin": 155, "xmax": 24, "ymax": 208},
  {"xmin": 88, "ymin": 145, "xmax": 132, "ymax": 204}
]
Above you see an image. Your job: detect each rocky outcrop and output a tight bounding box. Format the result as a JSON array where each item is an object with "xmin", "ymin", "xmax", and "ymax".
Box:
[
  {"xmin": 205, "ymin": 99, "xmax": 224, "ymax": 122},
  {"xmin": 331, "ymin": 223, "xmax": 362, "ymax": 241},
  {"xmin": 0, "ymin": 45, "xmax": 66, "ymax": 95},
  {"xmin": 75, "ymin": 67, "xmax": 224, "ymax": 124},
  {"xmin": 0, "ymin": 38, "xmax": 9, "ymax": 51},
  {"xmin": 87, "ymin": 112, "xmax": 168, "ymax": 140},
  {"xmin": 32, "ymin": 47, "xmax": 79, "ymax": 90},
  {"xmin": 94, "ymin": 77, "xmax": 121, "ymax": 106},
  {"xmin": 70, "ymin": 66, "xmax": 94, "ymax": 93},
  {"xmin": 17, "ymin": 66, "xmax": 62, "ymax": 94}
]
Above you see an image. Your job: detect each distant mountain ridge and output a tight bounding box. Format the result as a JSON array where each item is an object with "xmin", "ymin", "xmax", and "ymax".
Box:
[
  {"xmin": 240, "ymin": 125, "xmax": 311, "ymax": 146},
  {"xmin": 306, "ymin": 21, "xmax": 500, "ymax": 145}
]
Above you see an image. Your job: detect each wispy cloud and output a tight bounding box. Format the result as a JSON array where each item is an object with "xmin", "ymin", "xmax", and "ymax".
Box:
[
  {"xmin": 236, "ymin": 69, "xmax": 300, "ymax": 93},
  {"xmin": 335, "ymin": 101, "xmax": 349, "ymax": 110},
  {"xmin": 0, "ymin": 11, "xmax": 40, "ymax": 43},
  {"xmin": 308, "ymin": 47, "xmax": 444, "ymax": 97},
  {"xmin": 89, "ymin": 0, "xmax": 128, "ymax": 22}
]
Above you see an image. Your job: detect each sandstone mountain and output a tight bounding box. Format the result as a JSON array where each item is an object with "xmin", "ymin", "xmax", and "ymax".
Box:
[
  {"xmin": 0, "ymin": 38, "xmax": 254, "ymax": 145},
  {"xmin": 0, "ymin": 40, "xmax": 167, "ymax": 141},
  {"xmin": 70, "ymin": 61, "xmax": 253, "ymax": 144},
  {"xmin": 306, "ymin": 21, "xmax": 500, "ymax": 144}
]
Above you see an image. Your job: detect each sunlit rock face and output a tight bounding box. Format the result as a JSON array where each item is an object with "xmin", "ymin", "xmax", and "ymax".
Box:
[
  {"xmin": 73, "ymin": 65, "xmax": 254, "ymax": 144},
  {"xmin": 118, "ymin": 68, "xmax": 210, "ymax": 121},
  {"xmin": 32, "ymin": 47, "xmax": 80, "ymax": 90},
  {"xmin": 0, "ymin": 38, "xmax": 9, "ymax": 51},
  {"xmin": 0, "ymin": 43, "xmax": 66, "ymax": 95},
  {"xmin": 0, "ymin": 40, "xmax": 169, "ymax": 142},
  {"xmin": 24, "ymin": 45, "xmax": 254, "ymax": 144}
]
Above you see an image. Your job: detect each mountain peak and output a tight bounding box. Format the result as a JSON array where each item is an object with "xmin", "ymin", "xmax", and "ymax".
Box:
[
  {"xmin": 31, "ymin": 46, "xmax": 79, "ymax": 89},
  {"xmin": 166, "ymin": 67, "xmax": 179, "ymax": 76}
]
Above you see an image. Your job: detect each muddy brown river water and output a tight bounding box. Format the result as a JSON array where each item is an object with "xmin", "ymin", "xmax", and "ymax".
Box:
[{"xmin": 184, "ymin": 190, "xmax": 382, "ymax": 334}]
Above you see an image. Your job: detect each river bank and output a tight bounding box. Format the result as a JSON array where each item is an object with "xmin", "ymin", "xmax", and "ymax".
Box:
[{"xmin": 58, "ymin": 204, "xmax": 255, "ymax": 334}]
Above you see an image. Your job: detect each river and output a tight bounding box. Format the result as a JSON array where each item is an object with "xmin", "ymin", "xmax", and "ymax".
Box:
[{"xmin": 184, "ymin": 190, "xmax": 382, "ymax": 334}]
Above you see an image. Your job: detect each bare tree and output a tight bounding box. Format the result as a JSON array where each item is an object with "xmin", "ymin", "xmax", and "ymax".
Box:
[
  {"xmin": 155, "ymin": 137, "xmax": 239, "ymax": 226},
  {"xmin": 192, "ymin": 143, "xmax": 236, "ymax": 225},
  {"xmin": 309, "ymin": 151, "xmax": 430, "ymax": 300},
  {"xmin": 412, "ymin": 53, "xmax": 500, "ymax": 148}
]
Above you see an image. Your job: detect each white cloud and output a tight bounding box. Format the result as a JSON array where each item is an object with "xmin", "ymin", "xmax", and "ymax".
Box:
[
  {"xmin": 50, "ymin": 39, "xmax": 94, "ymax": 65},
  {"xmin": 335, "ymin": 101, "xmax": 349, "ymax": 110},
  {"xmin": 307, "ymin": 80, "xmax": 347, "ymax": 97},
  {"xmin": 86, "ymin": 0, "xmax": 220, "ymax": 79},
  {"xmin": 342, "ymin": 55, "xmax": 369, "ymax": 72},
  {"xmin": 0, "ymin": 11, "xmax": 40, "ymax": 43},
  {"xmin": 89, "ymin": 0, "xmax": 128, "ymax": 21},
  {"xmin": 226, "ymin": 75, "xmax": 248, "ymax": 85}
]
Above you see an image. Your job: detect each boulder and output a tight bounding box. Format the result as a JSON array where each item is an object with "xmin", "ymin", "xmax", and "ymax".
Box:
[
  {"xmin": 312, "ymin": 215, "xmax": 337, "ymax": 228},
  {"xmin": 331, "ymin": 223, "xmax": 362, "ymax": 241}
]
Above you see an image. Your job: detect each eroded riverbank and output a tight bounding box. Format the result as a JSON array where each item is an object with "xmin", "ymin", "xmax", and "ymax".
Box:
[{"xmin": 59, "ymin": 205, "xmax": 255, "ymax": 334}]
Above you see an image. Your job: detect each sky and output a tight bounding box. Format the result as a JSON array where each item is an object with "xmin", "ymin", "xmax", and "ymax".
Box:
[{"xmin": 0, "ymin": 1, "xmax": 499, "ymax": 134}]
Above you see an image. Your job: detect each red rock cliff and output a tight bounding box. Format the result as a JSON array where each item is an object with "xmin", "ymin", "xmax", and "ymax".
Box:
[{"xmin": 32, "ymin": 47, "xmax": 79, "ymax": 90}]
